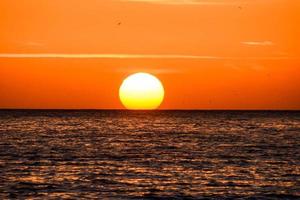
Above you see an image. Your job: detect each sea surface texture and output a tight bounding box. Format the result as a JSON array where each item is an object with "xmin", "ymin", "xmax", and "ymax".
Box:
[{"xmin": 0, "ymin": 110, "xmax": 299, "ymax": 199}]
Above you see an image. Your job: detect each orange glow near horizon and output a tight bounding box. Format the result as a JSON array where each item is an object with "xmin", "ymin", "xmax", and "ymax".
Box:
[{"xmin": 0, "ymin": 0, "xmax": 299, "ymax": 110}]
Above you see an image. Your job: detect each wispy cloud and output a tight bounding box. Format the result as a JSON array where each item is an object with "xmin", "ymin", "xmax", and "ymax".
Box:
[
  {"xmin": 242, "ymin": 41, "xmax": 274, "ymax": 46},
  {"xmin": 0, "ymin": 53, "xmax": 295, "ymax": 60},
  {"xmin": 119, "ymin": 0, "xmax": 239, "ymax": 5},
  {"xmin": 0, "ymin": 53, "xmax": 218, "ymax": 59},
  {"xmin": 115, "ymin": 67, "xmax": 182, "ymax": 74}
]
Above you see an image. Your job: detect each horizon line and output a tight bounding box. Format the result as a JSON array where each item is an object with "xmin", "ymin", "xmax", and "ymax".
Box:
[{"xmin": 0, "ymin": 108, "xmax": 299, "ymax": 112}]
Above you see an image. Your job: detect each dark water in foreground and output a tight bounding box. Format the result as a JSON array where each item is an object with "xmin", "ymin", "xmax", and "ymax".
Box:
[{"xmin": 0, "ymin": 110, "xmax": 299, "ymax": 199}]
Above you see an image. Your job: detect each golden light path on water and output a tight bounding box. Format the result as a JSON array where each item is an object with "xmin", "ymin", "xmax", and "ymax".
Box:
[{"xmin": 0, "ymin": 110, "xmax": 299, "ymax": 199}]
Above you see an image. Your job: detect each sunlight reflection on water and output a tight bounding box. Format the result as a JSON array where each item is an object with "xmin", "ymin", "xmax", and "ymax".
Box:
[{"xmin": 0, "ymin": 110, "xmax": 299, "ymax": 199}]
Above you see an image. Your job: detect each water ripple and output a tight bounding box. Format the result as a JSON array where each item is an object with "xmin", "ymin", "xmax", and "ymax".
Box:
[{"xmin": 0, "ymin": 110, "xmax": 299, "ymax": 199}]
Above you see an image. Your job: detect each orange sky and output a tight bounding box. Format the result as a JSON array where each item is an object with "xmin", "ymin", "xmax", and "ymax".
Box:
[{"xmin": 0, "ymin": 0, "xmax": 299, "ymax": 109}]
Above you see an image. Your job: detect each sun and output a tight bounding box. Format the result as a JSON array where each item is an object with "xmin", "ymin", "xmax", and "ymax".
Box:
[{"xmin": 119, "ymin": 72, "xmax": 164, "ymax": 110}]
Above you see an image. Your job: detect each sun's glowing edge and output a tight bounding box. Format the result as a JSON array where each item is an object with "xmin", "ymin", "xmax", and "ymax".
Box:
[{"xmin": 119, "ymin": 72, "xmax": 165, "ymax": 110}]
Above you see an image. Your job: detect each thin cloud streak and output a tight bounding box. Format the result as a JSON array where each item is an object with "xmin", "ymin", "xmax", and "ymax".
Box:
[
  {"xmin": 0, "ymin": 53, "xmax": 295, "ymax": 60},
  {"xmin": 0, "ymin": 53, "xmax": 218, "ymax": 59},
  {"xmin": 119, "ymin": 0, "xmax": 238, "ymax": 5},
  {"xmin": 242, "ymin": 41, "xmax": 274, "ymax": 46}
]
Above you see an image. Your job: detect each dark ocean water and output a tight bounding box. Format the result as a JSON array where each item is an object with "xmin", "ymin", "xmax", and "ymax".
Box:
[{"xmin": 0, "ymin": 110, "xmax": 299, "ymax": 199}]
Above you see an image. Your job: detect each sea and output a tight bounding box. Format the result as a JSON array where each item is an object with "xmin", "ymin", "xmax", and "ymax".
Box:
[{"xmin": 0, "ymin": 110, "xmax": 299, "ymax": 199}]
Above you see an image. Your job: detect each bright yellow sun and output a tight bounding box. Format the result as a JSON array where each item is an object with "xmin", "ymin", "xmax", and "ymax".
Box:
[{"xmin": 119, "ymin": 72, "xmax": 165, "ymax": 110}]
